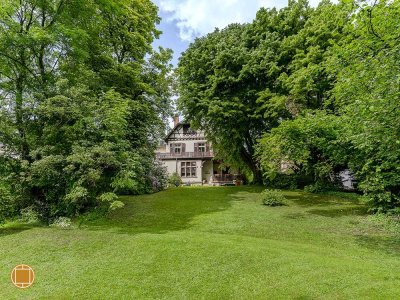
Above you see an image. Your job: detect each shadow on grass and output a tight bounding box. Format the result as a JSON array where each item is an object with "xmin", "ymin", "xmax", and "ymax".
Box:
[
  {"xmin": 284, "ymin": 213, "xmax": 306, "ymax": 220},
  {"xmin": 0, "ymin": 223, "xmax": 34, "ymax": 237},
  {"xmin": 228, "ymin": 187, "xmax": 264, "ymax": 202},
  {"xmin": 82, "ymin": 187, "xmax": 250, "ymax": 235},
  {"xmin": 307, "ymin": 207, "xmax": 368, "ymax": 218},
  {"xmin": 355, "ymin": 234, "xmax": 400, "ymax": 256},
  {"xmin": 285, "ymin": 192, "xmax": 368, "ymax": 218},
  {"xmin": 285, "ymin": 192, "xmax": 363, "ymax": 208}
]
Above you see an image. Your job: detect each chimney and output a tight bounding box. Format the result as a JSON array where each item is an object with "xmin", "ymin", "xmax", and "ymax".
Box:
[{"xmin": 173, "ymin": 115, "xmax": 180, "ymax": 127}]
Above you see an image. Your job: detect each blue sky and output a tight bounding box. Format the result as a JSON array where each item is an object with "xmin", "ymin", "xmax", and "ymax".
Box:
[{"xmin": 151, "ymin": 0, "xmax": 321, "ymax": 66}]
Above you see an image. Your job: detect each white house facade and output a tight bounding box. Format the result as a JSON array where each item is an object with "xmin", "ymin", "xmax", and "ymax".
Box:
[{"xmin": 156, "ymin": 117, "xmax": 238, "ymax": 185}]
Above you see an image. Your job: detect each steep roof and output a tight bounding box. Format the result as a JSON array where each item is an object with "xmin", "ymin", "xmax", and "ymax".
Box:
[{"xmin": 164, "ymin": 122, "xmax": 190, "ymax": 142}]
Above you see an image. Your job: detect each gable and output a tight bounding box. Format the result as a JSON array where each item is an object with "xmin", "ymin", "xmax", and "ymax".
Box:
[{"xmin": 165, "ymin": 123, "xmax": 204, "ymax": 142}]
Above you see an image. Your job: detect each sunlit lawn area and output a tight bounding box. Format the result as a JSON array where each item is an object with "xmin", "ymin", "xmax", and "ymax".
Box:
[{"xmin": 1, "ymin": 186, "xmax": 399, "ymax": 299}]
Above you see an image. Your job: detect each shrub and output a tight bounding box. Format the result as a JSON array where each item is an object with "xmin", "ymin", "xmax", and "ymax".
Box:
[
  {"xmin": 19, "ymin": 206, "xmax": 39, "ymax": 224},
  {"xmin": 149, "ymin": 160, "xmax": 168, "ymax": 192},
  {"xmin": 363, "ymin": 192, "xmax": 400, "ymax": 214},
  {"xmin": 109, "ymin": 200, "xmax": 125, "ymax": 211},
  {"xmin": 50, "ymin": 217, "xmax": 72, "ymax": 229},
  {"xmin": 168, "ymin": 172, "xmax": 182, "ymax": 187},
  {"xmin": 261, "ymin": 189, "xmax": 286, "ymax": 206},
  {"xmin": 304, "ymin": 183, "xmax": 325, "ymax": 193},
  {"xmin": 98, "ymin": 192, "xmax": 125, "ymax": 212},
  {"xmin": 0, "ymin": 181, "xmax": 14, "ymax": 224},
  {"xmin": 0, "ymin": 159, "xmax": 18, "ymax": 224},
  {"xmin": 2, "ymin": 88, "xmax": 167, "ymax": 222}
]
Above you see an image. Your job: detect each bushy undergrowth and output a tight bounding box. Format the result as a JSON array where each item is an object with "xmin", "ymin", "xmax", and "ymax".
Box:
[
  {"xmin": 0, "ymin": 182, "xmax": 14, "ymax": 224},
  {"xmin": 168, "ymin": 172, "xmax": 183, "ymax": 187},
  {"xmin": 0, "ymin": 0, "xmax": 172, "ymax": 224},
  {"xmin": 261, "ymin": 189, "xmax": 286, "ymax": 207},
  {"xmin": 19, "ymin": 206, "xmax": 40, "ymax": 224},
  {"xmin": 50, "ymin": 217, "xmax": 72, "ymax": 229}
]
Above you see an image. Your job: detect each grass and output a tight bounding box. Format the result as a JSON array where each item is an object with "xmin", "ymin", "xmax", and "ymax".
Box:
[{"xmin": 1, "ymin": 186, "xmax": 400, "ymax": 299}]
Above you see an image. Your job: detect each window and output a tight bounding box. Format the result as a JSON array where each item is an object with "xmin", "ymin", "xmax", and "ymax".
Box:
[
  {"xmin": 170, "ymin": 143, "xmax": 182, "ymax": 154},
  {"xmin": 174, "ymin": 143, "xmax": 181, "ymax": 154},
  {"xmin": 198, "ymin": 143, "xmax": 206, "ymax": 152},
  {"xmin": 181, "ymin": 162, "xmax": 197, "ymax": 177}
]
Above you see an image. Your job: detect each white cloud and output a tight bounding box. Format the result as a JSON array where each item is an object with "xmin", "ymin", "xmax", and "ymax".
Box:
[
  {"xmin": 157, "ymin": 0, "xmax": 323, "ymax": 42},
  {"xmin": 157, "ymin": 0, "xmax": 278, "ymax": 41}
]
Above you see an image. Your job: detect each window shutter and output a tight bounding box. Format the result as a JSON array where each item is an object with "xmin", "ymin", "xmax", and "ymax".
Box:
[
  {"xmin": 170, "ymin": 144, "xmax": 174, "ymax": 153},
  {"xmin": 194, "ymin": 143, "xmax": 198, "ymax": 153},
  {"xmin": 206, "ymin": 143, "xmax": 210, "ymax": 152},
  {"xmin": 182, "ymin": 143, "xmax": 186, "ymax": 153}
]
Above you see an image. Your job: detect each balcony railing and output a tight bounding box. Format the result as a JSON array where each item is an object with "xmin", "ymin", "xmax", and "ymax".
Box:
[{"xmin": 156, "ymin": 151, "xmax": 214, "ymax": 159}]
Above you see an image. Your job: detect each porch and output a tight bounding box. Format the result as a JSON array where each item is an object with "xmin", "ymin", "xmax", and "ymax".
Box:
[{"xmin": 212, "ymin": 174, "xmax": 242, "ymax": 186}]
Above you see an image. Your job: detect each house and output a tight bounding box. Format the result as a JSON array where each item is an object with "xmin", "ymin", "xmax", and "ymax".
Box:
[{"xmin": 156, "ymin": 117, "xmax": 239, "ymax": 185}]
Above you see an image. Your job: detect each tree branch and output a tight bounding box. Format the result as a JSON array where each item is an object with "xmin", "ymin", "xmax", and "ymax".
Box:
[
  {"xmin": 46, "ymin": 0, "xmax": 65, "ymax": 28},
  {"xmin": 0, "ymin": 52, "xmax": 37, "ymax": 79}
]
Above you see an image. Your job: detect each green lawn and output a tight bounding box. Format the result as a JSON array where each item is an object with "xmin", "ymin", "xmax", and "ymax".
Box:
[{"xmin": 1, "ymin": 187, "xmax": 400, "ymax": 299}]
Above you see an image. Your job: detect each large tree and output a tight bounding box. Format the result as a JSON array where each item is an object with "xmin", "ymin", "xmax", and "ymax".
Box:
[
  {"xmin": 329, "ymin": 0, "xmax": 400, "ymax": 211},
  {"xmin": 0, "ymin": 0, "xmax": 173, "ymax": 221},
  {"xmin": 257, "ymin": 0, "xmax": 400, "ymax": 212},
  {"xmin": 256, "ymin": 0, "xmax": 353, "ymax": 189},
  {"xmin": 177, "ymin": 0, "xmax": 312, "ymax": 183}
]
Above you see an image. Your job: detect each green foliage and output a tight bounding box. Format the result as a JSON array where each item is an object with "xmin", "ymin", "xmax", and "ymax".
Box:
[
  {"xmin": 261, "ymin": 189, "xmax": 286, "ymax": 206},
  {"xmin": 148, "ymin": 160, "xmax": 169, "ymax": 192},
  {"xmin": 98, "ymin": 193, "xmax": 125, "ymax": 212},
  {"xmin": 0, "ymin": 157, "xmax": 16, "ymax": 223},
  {"xmin": 327, "ymin": 0, "xmax": 400, "ymax": 212},
  {"xmin": 168, "ymin": 172, "xmax": 183, "ymax": 187},
  {"xmin": 50, "ymin": 216, "xmax": 72, "ymax": 229},
  {"xmin": 0, "ymin": 0, "xmax": 173, "ymax": 222},
  {"xmin": 109, "ymin": 200, "xmax": 125, "ymax": 211},
  {"xmin": 304, "ymin": 182, "xmax": 326, "ymax": 193},
  {"xmin": 19, "ymin": 206, "xmax": 40, "ymax": 224},
  {"xmin": 363, "ymin": 193, "xmax": 400, "ymax": 215},
  {"xmin": 177, "ymin": 1, "xmax": 313, "ymax": 183},
  {"xmin": 177, "ymin": 1, "xmax": 352, "ymax": 184},
  {"xmin": 257, "ymin": 112, "xmax": 348, "ymax": 190},
  {"xmin": 265, "ymin": 173, "xmax": 305, "ymax": 190},
  {"xmin": 98, "ymin": 193, "xmax": 119, "ymax": 203},
  {"xmin": 254, "ymin": 0, "xmax": 400, "ymax": 213},
  {"xmin": 178, "ymin": 23, "xmax": 265, "ymax": 182},
  {"xmin": 0, "ymin": 182, "xmax": 13, "ymax": 224},
  {"xmin": 252, "ymin": 1, "xmax": 354, "ymax": 192}
]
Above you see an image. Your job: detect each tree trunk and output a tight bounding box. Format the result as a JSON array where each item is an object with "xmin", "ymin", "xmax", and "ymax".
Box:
[
  {"xmin": 240, "ymin": 147, "xmax": 263, "ymax": 185},
  {"xmin": 251, "ymin": 165, "xmax": 263, "ymax": 185}
]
